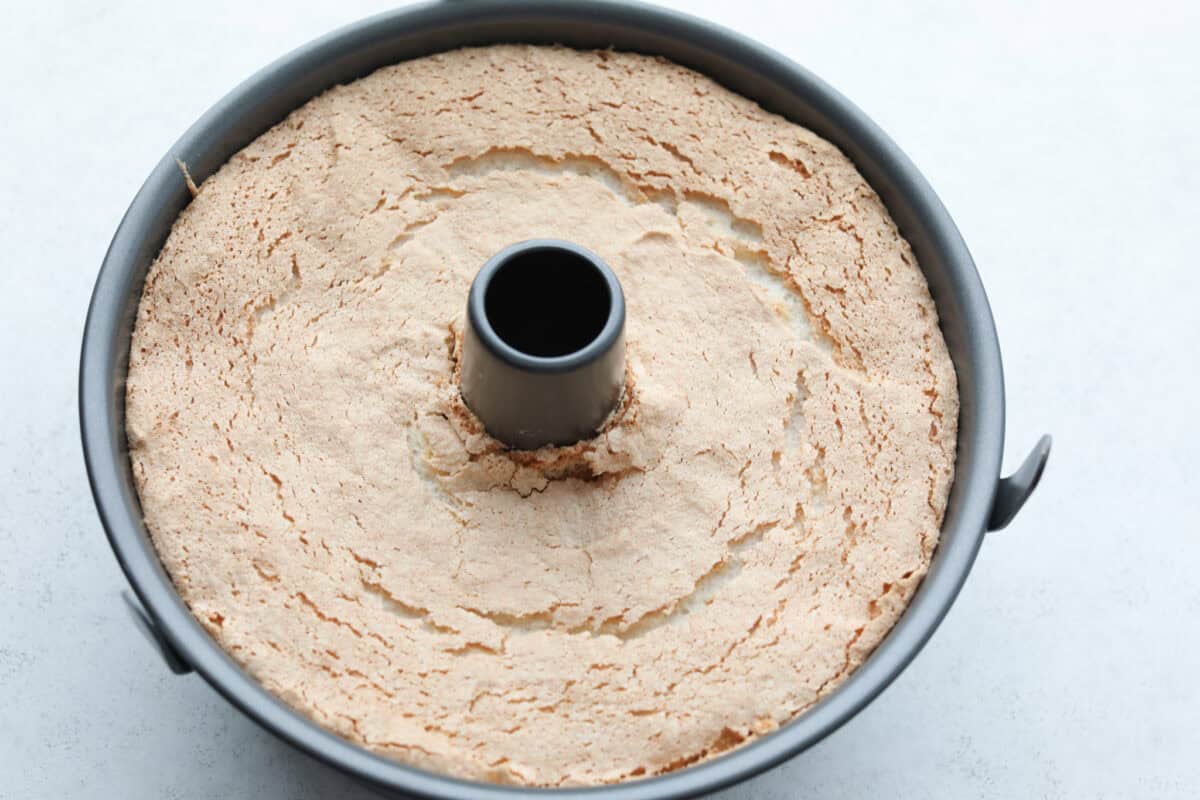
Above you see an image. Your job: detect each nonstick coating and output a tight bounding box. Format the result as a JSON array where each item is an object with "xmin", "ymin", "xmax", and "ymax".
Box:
[{"xmin": 80, "ymin": 1, "xmax": 1007, "ymax": 798}]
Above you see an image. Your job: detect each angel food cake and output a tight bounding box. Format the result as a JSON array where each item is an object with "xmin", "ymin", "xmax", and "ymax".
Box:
[{"xmin": 126, "ymin": 46, "xmax": 958, "ymax": 785}]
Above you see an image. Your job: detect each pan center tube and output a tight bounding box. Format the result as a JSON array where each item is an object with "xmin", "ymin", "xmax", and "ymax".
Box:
[{"xmin": 460, "ymin": 239, "xmax": 626, "ymax": 450}]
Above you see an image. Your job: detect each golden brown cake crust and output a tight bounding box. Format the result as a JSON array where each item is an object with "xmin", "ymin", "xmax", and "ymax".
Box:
[{"xmin": 126, "ymin": 46, "xmax": 958, "ymax": 786}]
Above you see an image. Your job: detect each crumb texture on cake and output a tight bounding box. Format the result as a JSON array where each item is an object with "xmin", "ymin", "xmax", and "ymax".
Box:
[{"xmin": 127, "ymin": 46, "xmax": 958, "ymax": 786}]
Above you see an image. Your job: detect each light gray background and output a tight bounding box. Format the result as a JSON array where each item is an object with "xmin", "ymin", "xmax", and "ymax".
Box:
[{"xmin": 2, "ymin": 1, "xmax": 1197, "ymax": 797}]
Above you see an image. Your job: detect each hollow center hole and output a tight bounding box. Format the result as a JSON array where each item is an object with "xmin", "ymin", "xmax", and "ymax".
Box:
[{"xmin": 484, "ymin": 246, "xmax": 612, "ymax": 358}]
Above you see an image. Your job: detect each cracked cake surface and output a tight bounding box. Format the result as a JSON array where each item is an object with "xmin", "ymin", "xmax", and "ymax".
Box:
[{"xmin": 126, "ymin": 45, "xmax": 958, "ymax": 786}]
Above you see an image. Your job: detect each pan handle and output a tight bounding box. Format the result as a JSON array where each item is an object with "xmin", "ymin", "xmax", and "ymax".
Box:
[
  {"xmin": 123, "ymin": 591, "xmax": 192, "ymax": 675},
  {"xmin": 987, "ymin": 434, "xmax": 1052, "ymax": 531}
]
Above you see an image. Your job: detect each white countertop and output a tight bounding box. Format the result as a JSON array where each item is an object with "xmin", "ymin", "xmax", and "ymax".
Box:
[{"xmin": 2, "ymin": 1, "xmax": 1198, "ymax": 797}]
